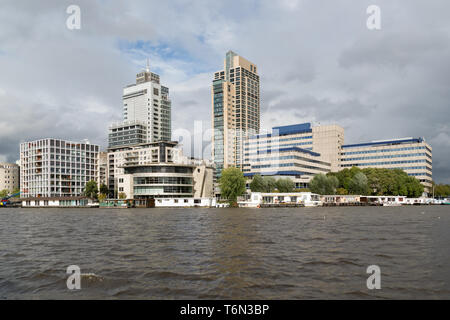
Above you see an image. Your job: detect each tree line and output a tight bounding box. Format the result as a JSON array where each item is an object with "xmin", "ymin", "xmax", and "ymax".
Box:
[
  {"xmin": 309, "ymin": 167, "xmax": 425, "ymax": 197},
  {"xmin": 218, "ymin": 166, "xmax": 429, "ymax": 205},
  {"xmin": 432, "ymin": 183, "xmax": 450, "ymax": 198}
]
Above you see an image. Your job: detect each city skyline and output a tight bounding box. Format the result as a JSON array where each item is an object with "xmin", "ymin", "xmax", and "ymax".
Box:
[{"xmin": 0, "ymin": 1, "xmax": 449, "ymax": 183}]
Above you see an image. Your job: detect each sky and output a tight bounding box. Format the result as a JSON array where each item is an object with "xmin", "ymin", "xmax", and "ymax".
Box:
[{"xmin": 0, "ymin": 0, "xmax": 449, "ymax": 183}]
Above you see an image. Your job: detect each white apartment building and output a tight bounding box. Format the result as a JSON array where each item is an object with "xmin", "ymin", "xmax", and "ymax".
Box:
[
  {"xmin": 20, "ymin": 139, "xmax": 99, "ymax": 198},
  {"xmin": 107, "ymin": 141, "xmax": 214, "ymax": 203},
  {"xmin": 122, "ymin": 62, "xmax": 171, "ymax": 143},
  {"xmin": 107, "ymin": 141, "xmax": 214, "ymax": 199},
  {"xmin": 0, "ymin": 162, "xmax": 19, "ymax": 193}
]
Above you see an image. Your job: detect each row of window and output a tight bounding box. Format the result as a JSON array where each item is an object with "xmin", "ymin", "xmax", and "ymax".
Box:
[
  {"xmin": 341, "ymin": 146, "xmax": 429, "ymax": 155},
  {"xmin": 341, "ymin": 160, "xmax": 431, "ymax": 167},
  {"xmin": 246, "ymin": 135, "xmax": 313, "ymax": 146},
  {"xmin": 341, "ymin": 153, "xmax": 431, "ymax": 162},
  {"xmin": 251, "ymin": 162, "xmax": 329, "ymax": 172}
]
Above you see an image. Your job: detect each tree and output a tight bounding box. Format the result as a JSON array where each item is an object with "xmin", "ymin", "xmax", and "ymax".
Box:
[
  {"xmin": 219, "ymin": 167, "xmax": 246, "ymax": 204},
  {"xmin": 83, "ymin": 180, "xmax": 98, "ymax": 199},
  {"xmin": 98, "ymin": 193, "xmax": 107, "ymax": 203},
  {"xmin": 0, "ymin": 189, "xmax": 9, "ymax": 199},
  {"xmin": 336, "ymin": 188, "xmax": 348, "ymax": 195},
  {"xmin": 250, "ymin": 175, "xmax": 267, "ymax": 192},
  {"xmin": 433, "ymin": 183, "xmax": 450, "ymax": 198},
  {"xmin": 99, "ymin": 183, "xmax": 109, "ymax": 196},
  {"xmin": 348, "ymin": 172, "xmax": 369, "ymax": 195},
  {"xmin": 276, "ymin": 178, "xmax": 295, "ymax": 193},
  {"xmin": 118, "ymin": 192, "xmax": 127, "ymax": 199},
  {"xmin": 263, "ymin": 176, "xmax": 277, "ymax": 193},
  {"xmin": 309, "ymin": 174, "xmax": 338, "ymax": 195}
]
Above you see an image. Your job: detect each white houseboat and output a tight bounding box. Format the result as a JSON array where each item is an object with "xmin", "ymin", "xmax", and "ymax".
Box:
[{"xmin": 238, "ymin": 192, "xmax": 322, "ymax": 208}]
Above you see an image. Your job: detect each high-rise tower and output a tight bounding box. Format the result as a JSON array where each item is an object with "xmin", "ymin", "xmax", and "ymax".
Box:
[
  {"xmin": 211, "ymin": 51, "xmax": 260, "ymax": 176},
  {"xmin": 120, "ymin": 61, "xmax": 171, "ymax": 144}
]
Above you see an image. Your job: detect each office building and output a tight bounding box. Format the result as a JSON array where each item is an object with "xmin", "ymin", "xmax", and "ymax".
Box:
[
  {"xmin": 243, "ymin": 123, "xmax": 335, "ymax": 188},
  {"xmin": 20, "ymin": 139, "xmax": 99, "ymax": 198},
  {"xmin": 108, "ymin": 120, "xmax": 147, "ymax": 148},
  {"xmin": 212, "ymin": 51, "xmax": 260, "ymax": 176},
  {"xmin": 0, "ymin": 162, "xmax": 19, "ymax": 193},
  {"xmin": 122, "ymin": 61, "xmax": 171, "ymax": 143},
  {"xmin": 340, "ymin": 137, "xmax": 432, "ymax": 192}
]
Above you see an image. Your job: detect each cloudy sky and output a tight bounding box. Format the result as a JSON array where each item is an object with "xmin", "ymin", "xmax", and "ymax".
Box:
[{"xmin": 0, "ymin": 0, "xmax": 449, "ymax": 182}]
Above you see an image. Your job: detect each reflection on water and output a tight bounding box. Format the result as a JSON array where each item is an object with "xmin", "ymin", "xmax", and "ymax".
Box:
[{"xmin": 0, "ymin": 206, "xmax": 449, "ymax": 299}]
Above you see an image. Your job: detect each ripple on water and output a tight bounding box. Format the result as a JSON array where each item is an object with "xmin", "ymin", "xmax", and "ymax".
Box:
[{"xmin": 0, "ymin": 206, "xmax": 449, "ymax": 299}]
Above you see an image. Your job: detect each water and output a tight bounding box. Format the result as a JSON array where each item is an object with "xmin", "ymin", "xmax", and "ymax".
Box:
[{"xmin": 0, "ymin": 206, "xmax": 449, "ymax": 299}]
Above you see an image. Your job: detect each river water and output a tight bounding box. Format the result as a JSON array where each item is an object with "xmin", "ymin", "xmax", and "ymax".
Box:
[{"xmin": 0, "ymin": 206, "xmax": 449, "ymax": 299}]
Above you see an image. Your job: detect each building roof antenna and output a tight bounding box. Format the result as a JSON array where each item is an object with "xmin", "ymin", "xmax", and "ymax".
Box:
[{"xmin": 146, "ymin": 58, "xmax": 150, "ymax": 73}]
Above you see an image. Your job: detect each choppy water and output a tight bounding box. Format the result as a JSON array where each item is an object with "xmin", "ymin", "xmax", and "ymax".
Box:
[{"xmin": 0, "ymin": 206, "xmax": 449, "ymax": 299}]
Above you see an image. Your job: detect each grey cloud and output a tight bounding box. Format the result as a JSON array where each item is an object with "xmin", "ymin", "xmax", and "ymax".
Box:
[{"xmin": 0, "ymin": 0, "xmax": 449, "ymax": 183}]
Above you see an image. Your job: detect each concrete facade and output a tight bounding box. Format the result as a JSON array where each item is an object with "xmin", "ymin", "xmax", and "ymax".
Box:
[
  {"xmin": 108, "ymin": 141, "xmax": 214, "ymax": 200},
  {"xmin": 121, "ymin": 63, "xmax": 171, "ymax": 144},
  {"xmin": 243, "ymin": 123, "xmax": 341, "ymax": 188},
  {"xmin": 340, "ymin": 137, "xmax": 433, "ymax": 192},
  {"xmin": 20, "ymin": 139, "xmax": 99, "ymax": 198},
  {"xmin": 0, "ymin": 162, "xmax": 19, "ymax": 193}
]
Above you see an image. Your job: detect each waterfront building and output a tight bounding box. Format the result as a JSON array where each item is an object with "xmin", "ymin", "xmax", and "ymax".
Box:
[
  {"xmin": 340, "ymin": 137, "xmax": 432, "ymax": 192},
  {"xmin": 243, "ymin": 123, "xmax": 343, "ymax": 188},
  {"xmin": 108, "ymin": 141, "xmax": 214, "ymax": 203},
  {"xmin": 107, "ymin": 141, "xmax": 182, "ymax": 197},
  {"xmin": 0, "ymin": 162, "xmax": 19, "ymax": 193},
  {"xmin": 97, "ymin": 151, "xmax": 108, "ymax": 188},
  {"xmin": 19, "ymin": 139, "xmax": 99, "ymax": 198},
  {"xmin": 121, "ymin": 61, "xmax": 171, "ymax": 144},
  {"xmin": 212, "ymin": 51, "xmax": 260, "ymax": 176}
]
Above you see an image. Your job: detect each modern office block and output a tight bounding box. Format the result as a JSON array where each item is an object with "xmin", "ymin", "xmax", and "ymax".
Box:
[
  {"xmin": 340, "ymin": 137, "xmax": 432, "ymax": 192},
  {"xmin": 243, "ymin": 123, "xmax": 334, "ymax": 188}
]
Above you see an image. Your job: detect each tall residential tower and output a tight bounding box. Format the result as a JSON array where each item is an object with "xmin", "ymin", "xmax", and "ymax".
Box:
[{"xmin": 212, "ymin": 51, "xmax": 260, "ymax": 176}]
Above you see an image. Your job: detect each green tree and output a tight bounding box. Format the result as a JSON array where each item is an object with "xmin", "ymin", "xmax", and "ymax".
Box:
[
  {"xmin": 336, "ymin": 188, "xmax": 348, "ymax": 195},
  {"xmin": 276, "ymin": 178, "xmax": 295, "ymax": 193},
  {"xmin": 348, "ymin": 172, "xmax": 369, "ymax": 195},
  {"xmin": 309, "ymin": 174, "xmax": 338, "ymax": 195},
  {"xmin": 0, "ymin": 189, "xmax": 9, "ymax": 199},
  {"xmin": 118, "ymin": 192, "xmax": 127, "ymax": 199},
  {"xmin": 250, "ymin": 174, "xmax": 267, "ymax": 192},
  {"xmin": 219, "ymin": 167, "xmax": 246, "ymax": 204},
  {"xmin": 433, "ymin": 183, "xmax": 450, "ymax": 198},
  {"xmin": 83, "ymin": 180, "xmax": 99, "ymax": 199},
  {"xmin": 263, "ymin": 176, "xmax": 277, "ymax": 193},
  {"xmin": 98, "ymin": 193, "xmax": 107, "ymax": 203},
  {"xmin": 99, "ymin": 183, "xmax": 109, "ymax": 196}
]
